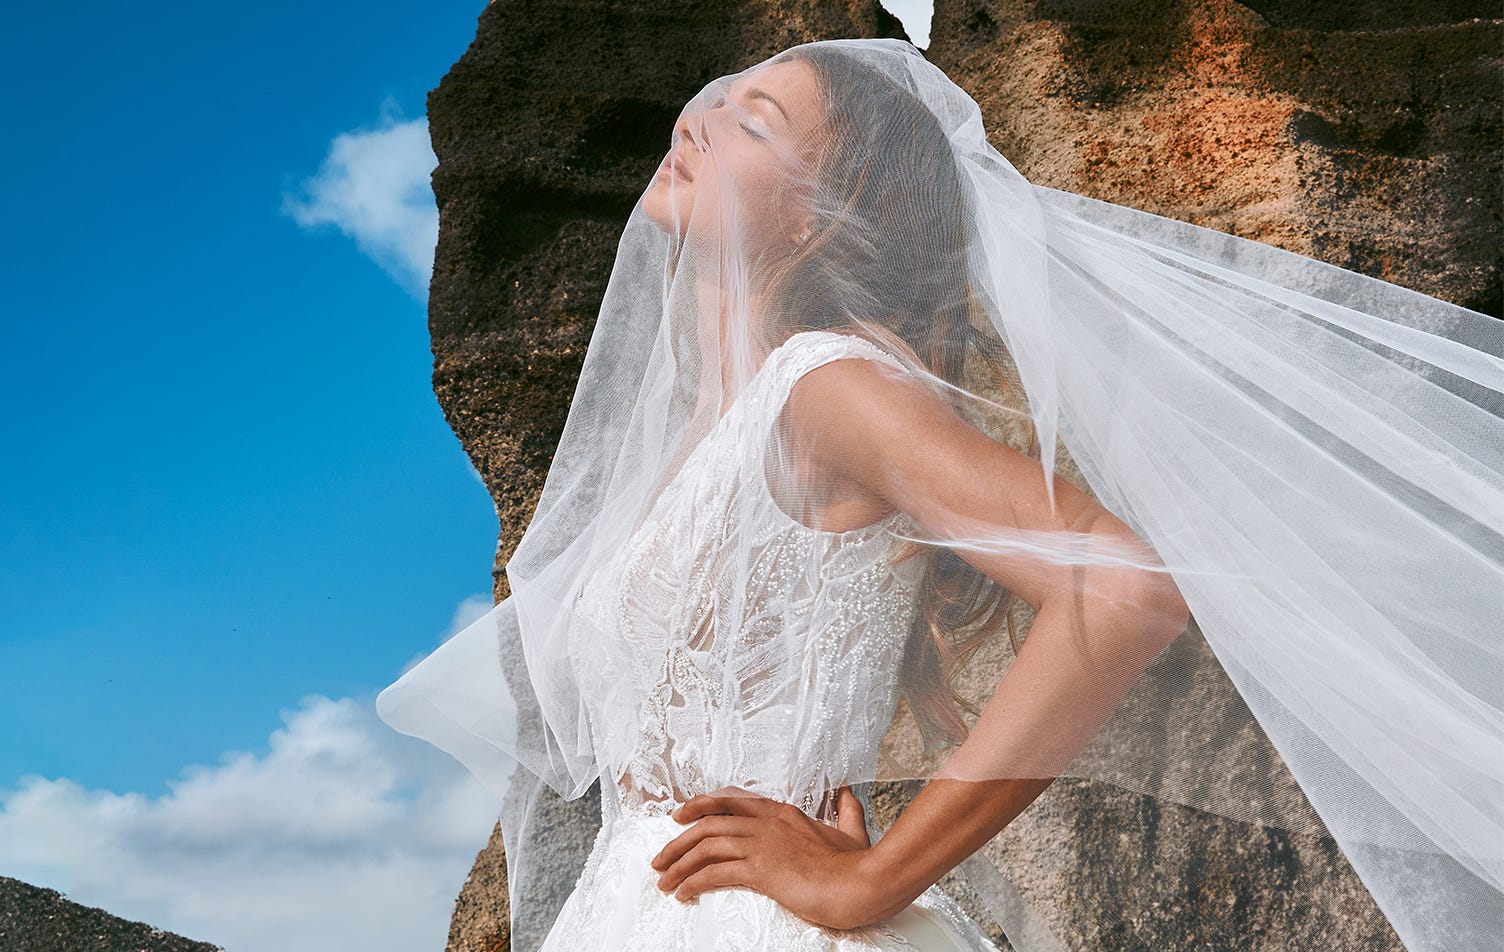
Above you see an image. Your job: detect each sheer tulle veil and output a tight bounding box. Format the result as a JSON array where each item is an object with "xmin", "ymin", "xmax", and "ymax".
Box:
[{"xmin": 376, "ymin": 37, "xmax": 1503, "ymax": 951}]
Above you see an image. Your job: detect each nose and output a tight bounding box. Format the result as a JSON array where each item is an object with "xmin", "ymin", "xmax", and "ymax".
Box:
[
  {"xmin": 672, "ymin": 106, "xmax": 706, "ymax": 155},
  {"xmin": 673, "ymin": 82, "xmax": 735, "ymax": 154}
]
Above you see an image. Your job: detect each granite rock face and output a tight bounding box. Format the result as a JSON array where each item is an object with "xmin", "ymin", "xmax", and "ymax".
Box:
[
  {"xmin": 925, "ymin": 0, "xmax": 1501, "ymax": 315},
  {"xmin": 423, "ymin": 2, "xmax": 1501, "ymax": 950},
  {"xmin": 0, "ymin": 876, "xmax": 223, "ymax": 952}
]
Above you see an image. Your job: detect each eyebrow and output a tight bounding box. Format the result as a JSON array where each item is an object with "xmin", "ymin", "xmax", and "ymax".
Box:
[{"xmin": 741, "ymin": 85, "xmax": 790, "ymax": 124}]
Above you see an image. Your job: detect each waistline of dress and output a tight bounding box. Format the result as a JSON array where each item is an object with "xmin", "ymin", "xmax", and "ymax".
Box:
[{"xmin": 607, "ymin": 785, "xmax": 851, "ymax": 828}]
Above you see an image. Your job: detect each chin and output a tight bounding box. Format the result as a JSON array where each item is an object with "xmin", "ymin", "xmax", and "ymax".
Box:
[{"xmin": 642, "ymin": 178, "xmax": 694, "ymax": 240}]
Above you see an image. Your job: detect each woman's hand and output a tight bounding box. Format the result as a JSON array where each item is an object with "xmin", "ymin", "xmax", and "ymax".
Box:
[{"xmin": 648, "ymin": 785, "xmax": 892, "ymax": 930}]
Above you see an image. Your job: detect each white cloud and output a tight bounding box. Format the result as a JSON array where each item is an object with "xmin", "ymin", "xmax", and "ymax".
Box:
[
  {"xmin": 281, "ymin": 94, "xmax": 439, "ymax": 300},
  {"xmin": 0, "ymin": 690, "xmax": 503, "ymax": 952},
  {"xmin": 444, "ymin": 593, "xmax": 496, "ymax": 640},
  {"xmin": 394, "ymin": 592, "xmax": 493, "ymax": 679}
]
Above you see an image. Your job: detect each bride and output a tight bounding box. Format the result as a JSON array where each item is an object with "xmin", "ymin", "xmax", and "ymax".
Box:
[{"xmin": 378, "ymin": 38, "xmax": 1503, "ymax": 952}]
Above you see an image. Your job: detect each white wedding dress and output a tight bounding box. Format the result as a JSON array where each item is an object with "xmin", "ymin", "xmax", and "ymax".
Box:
[{"xmin": 539, "ymin": 330, "xmax": 1002, "ymax": 951}]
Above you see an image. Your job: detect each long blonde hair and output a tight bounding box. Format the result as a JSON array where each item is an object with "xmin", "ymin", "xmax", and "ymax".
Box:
[{"xmin": 754, "ymin": 45, "xmax": 1039, "ymax": 755}]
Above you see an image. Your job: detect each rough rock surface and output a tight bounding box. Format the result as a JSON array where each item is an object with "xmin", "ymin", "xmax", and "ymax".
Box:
[
  {"xmin": 424, "ymin": 2, "xmax": 1501, "ymax": 951},
  {"xmin": 0, "ymin": 876, "xmax": 223, "ymax": 952},
  {"xmin": 926, "ymin": 0, "xmax": 1501, "ymax": 315}
]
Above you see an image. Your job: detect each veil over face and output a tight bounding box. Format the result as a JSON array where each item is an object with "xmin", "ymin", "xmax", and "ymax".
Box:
[{"xmin": 378, "ymin": 38, "xmax": 1504, "ymax": 952}]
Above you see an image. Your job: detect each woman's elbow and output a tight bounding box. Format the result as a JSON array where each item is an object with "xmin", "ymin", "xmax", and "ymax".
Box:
[
  {"xmin": 1084, "ymin": 514, "xmax": 1191, "ymax": 645},
  {"xmin": 1118, "ymin": 572, "xmax": 1192, "ymax": 647}
]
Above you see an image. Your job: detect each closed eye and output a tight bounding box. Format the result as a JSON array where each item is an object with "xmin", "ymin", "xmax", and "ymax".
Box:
[{"xmin": 708, "ymin": 92, "xmax": 770, "ymax": 142}]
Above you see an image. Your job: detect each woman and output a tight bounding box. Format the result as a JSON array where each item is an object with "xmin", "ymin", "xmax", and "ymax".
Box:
[{"xmin": 378, "ymin": 39, "xmax": 1503, "ymax": 952}]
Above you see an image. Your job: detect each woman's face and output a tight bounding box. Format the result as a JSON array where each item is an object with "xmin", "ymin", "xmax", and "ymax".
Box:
[{"xmin": 642, "ymin": 58, "xmax": 826, "ymax": 252}]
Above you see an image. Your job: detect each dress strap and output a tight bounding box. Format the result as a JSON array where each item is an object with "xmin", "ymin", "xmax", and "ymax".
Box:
[
  {"xmin": 764, "ymin": 330, "xmax": 911, "ymax": 410},
  {"xmin": 745, "ymin": 331, "xmax": 919, "ymax": 537}
]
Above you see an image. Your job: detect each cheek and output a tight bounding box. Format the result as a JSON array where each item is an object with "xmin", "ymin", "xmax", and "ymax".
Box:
[
  {"xmin": 672, "ymin": 151, "xmax": 783, "ymax": 243},
  {"xmin": 736, "ymin": 166, "xmax": 796, "ymax": 244},
  {"xmin": 722, "ymin": 148, "xmax": 777, "ymax": 196}
]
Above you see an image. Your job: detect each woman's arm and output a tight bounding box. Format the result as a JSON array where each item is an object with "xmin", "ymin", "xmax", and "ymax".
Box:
[
  {"xmin": 652, "ymin": 355, "xmax": 1190, "ymax": 927},
  {"xmin": 789, "ymin": 356, "xmax": 1192, "ymax": 919}
]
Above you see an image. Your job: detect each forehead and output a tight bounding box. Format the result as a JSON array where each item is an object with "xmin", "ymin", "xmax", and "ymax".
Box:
[{"xmin": 729, "ymin": 59, "xmax": 823, "ymax": 135}]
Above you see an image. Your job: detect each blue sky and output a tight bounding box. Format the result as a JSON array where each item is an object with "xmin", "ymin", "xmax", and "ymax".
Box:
[{"xmin": 0, "ymin": 2, "xmax": 932, "ymax": 950}]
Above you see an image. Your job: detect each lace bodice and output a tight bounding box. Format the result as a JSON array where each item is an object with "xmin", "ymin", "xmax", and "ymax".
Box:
[{"xmin": 572, "ymin": 330, "xmax": 927, "ymax": 828}]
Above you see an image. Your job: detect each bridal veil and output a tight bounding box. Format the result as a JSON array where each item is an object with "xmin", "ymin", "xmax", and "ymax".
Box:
[{"xmin": 377, "ymin": 38, "xmax": 1503, "ymax": 951}]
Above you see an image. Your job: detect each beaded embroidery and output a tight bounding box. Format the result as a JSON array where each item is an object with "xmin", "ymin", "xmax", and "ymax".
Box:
[{"xmin": 557, "ymin": 331, "xmax": 998, "ymax": 950}]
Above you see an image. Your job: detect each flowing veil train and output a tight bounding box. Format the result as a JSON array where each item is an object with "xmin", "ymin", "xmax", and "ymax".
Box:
[{"xmin": 377, "ymin": 38, "xmax": 1503, "ymax": 952}]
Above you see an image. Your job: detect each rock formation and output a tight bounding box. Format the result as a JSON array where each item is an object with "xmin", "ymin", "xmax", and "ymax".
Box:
[
  {"xmin": 0, "ymin": 876, "xmax": 223, "ymax": 952},
  {"xmin": 926, "ymin": 0, "xmax": 1500, "ymax": 314},
  {"xmin": 424, "ymin": 2, "xmax": 1501, "ymax": 950}
]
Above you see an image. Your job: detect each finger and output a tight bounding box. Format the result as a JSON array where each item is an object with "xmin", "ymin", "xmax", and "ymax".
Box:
[
  {"xmin": 673, "ymin": 793, "xmax": 787, "ymax": 823},
  {"xmin": 650, "ymin": 814, "xmax": 759, "ymax": 871},
  {"xmin": 673, "ymin": 859, "xmax": 756, "ymax": 903},
  {"xmin": 657, "ymin": 835, "xmax": 748, "ymax": 893},
  {"xmin": 836, "ymin": 785, "xmax": 869, "ymax": 847}
]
